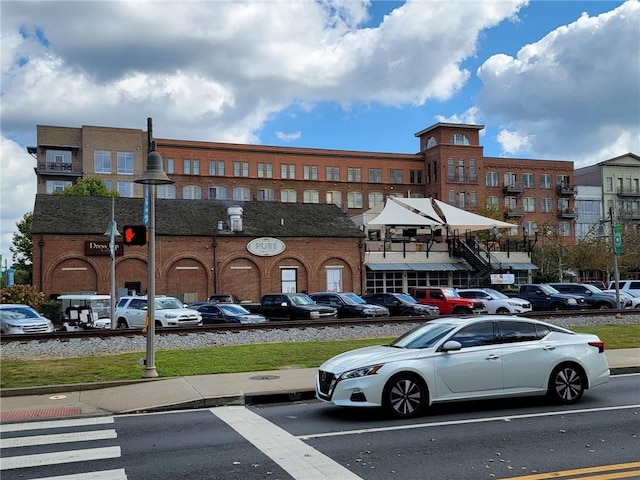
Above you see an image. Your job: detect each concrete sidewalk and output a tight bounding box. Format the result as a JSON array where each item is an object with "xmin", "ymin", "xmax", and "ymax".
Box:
[{"xmin": 1, "ymin": 349, "xmax": 638, "ymax": 423}]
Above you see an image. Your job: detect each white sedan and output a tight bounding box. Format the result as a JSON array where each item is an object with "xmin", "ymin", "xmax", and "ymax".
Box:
[
  {"xmin": 316, "ymin": 316, "xmax": 610, "ymax": 418},
  {"xmin": 457, "ymin": 288, "xmax": 532, "ymax": 314},
  {"xmin": 603, "ymin": 290, "xmax": 640, "ymax": 309}
]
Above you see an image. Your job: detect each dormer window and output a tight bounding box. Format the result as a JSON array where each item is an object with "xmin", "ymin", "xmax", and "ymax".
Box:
[
  {"xmin": 426, "ymin": 137, "xmax": 437, "ymax": 149},
  {"xmin": 451, "ymin": 133, "xmax": 470, "ymax": 145}
]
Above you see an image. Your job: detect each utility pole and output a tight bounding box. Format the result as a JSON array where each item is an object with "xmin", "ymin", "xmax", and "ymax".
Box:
[{"xmin": 609, "ymin": 207, "xmax": 621, "ymax": 309}]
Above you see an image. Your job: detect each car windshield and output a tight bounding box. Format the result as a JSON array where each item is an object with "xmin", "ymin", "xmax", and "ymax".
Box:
[
  {"xmin": 220, "ymin": 304, "xmax": 250, "ymax": 315},
  {"xmin": 442, "ymin": 288, "xmax": 461, "ymax": 298},
  {"xmin": 396, "ymin": 293, "xmax": 418, "ymax": 304},
  {"xmin": 155, "ymin": 298, "xmax": 184, "ymax": 310},
  {"xmin": 0, "ymin": 306, "xmax": 41, "ymax": 320},
  {"xmin": 539, "ymin": 284, "xmax": 560, "ymax": 294},
  {"xmin": 290, "ymin": 294, "xmax": 314, "ymax": 306},
  {"xmin": 389, "ymin": 322, "xmax": 458, "ymax": 349},
  {"xmin": 342, "ymin": 293, "xmax": 366, "ymax": 305},
  {"xmin": 583, "ymin": 284, "xmax": 603, "ymax": 293},
  {"xmin": 483, "ymin": 289, "xmax": 509, "ymax": 299}
]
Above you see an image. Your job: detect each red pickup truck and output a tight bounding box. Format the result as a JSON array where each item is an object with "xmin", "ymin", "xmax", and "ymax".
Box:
[{"xmin": 410, "ymin": 287, "xmax": 487, "ymax": 315}]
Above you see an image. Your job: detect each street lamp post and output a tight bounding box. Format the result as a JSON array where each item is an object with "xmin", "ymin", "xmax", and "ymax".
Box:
[
  {"xmin": 104, "ymin": 196, "xmax": 121, "ymax": 330},
  {"xmin": 135, "ymin": 120, "xmax": 174, "ymax": 379}
]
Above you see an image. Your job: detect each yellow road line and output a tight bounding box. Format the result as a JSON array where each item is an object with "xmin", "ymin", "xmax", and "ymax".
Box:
[{"xmin": 497, "ymin": 462, "xmax": 640, "ymax": 479}]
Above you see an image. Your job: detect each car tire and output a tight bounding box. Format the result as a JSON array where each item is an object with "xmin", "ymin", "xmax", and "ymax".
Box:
[
  {"xmin": 596, "ymin": 302, "xmax": 612, "ymax": 310},
  {"xmin": 382, "ymin": 373, "xmax": 428, "ymax": 418},
  {"xmin": 548, "ymin": 363, "xmax": 586, "ymax": 404},
  {"xmin": 496, "ymin": 307, "xmax": 510, "ymax": 314},
  {"xmin": 116, "ymin": 318, "xmax": 129, "ymax": 329},
  {"xmin": 550, "ymin": 304, "xmax": 565, "ymax": 311},
  {"xmin": 453, "ymin": 307, "xmax": 473, "ymax": 315}
]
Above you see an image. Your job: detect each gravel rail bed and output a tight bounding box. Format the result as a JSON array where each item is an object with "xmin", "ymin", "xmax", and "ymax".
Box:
[{"xmin": 2, "ymin": 313, "xmax": 638, "ymax": 360}]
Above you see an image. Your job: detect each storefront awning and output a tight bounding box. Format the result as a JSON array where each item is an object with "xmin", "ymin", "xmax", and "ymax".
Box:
[
  {"xmin": 366, "ymin": 262, "xmax": 471, "ymax": 271},
  {"xmin": 499, "ymin": 262, "xmax": 538, "ymax": 270}
]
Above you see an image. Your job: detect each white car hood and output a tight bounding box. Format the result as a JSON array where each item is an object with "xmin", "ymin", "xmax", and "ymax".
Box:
[{"xmin": 320, "ymin": 345, "xmax": 423, "ymax": 373}]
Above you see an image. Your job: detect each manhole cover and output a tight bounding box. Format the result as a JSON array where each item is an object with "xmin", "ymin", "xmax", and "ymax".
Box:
[{"xmin": 249, "ymin": 375, "xmax": 280, "ymax": 380}]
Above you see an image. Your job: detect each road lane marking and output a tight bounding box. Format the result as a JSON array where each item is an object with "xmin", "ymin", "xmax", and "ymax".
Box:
[
  {"xmin": 0, "ymin": 446, "xmax": 121, "ymax": 470},
  {"xmin": 1, "ymin": 429, "xmax": 118, "ymax": 448},
  {"xmin": 496, "ymin": 461, "xmax": 640, "ymax": 479},
  {"xmin": 211, "ymin": 406, "xmax": 362, "ymax": 480},
  {"xmin": 0, "ymin": 416, "xmax": 114, "ymax": 433},
  {"xmin": 299, "ymin": 404, "xmax": 640, "ymax": 439},
  {"xmin": 32, "ymin": 469, "xmax": 128, "ymax": 480}
]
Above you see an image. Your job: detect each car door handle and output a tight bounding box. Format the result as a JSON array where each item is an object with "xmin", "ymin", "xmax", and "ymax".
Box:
[
  {"xmin": 486, "ymin": 354, "xmax": 501, "ymax": 360},
  {"xmin": 543, "ymin": 345, "xmax": 556, "ymax": 351}
]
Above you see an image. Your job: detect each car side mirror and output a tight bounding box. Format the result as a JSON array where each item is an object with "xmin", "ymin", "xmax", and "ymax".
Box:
[{"xmin": 441, "ymin": 340, "xmax": 462, "ymax": 352}]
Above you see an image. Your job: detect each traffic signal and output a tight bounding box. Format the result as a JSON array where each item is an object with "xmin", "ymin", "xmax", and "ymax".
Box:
[{"xmin": 122, "ymin": 225, "xmax": 147, "ymax": 246}]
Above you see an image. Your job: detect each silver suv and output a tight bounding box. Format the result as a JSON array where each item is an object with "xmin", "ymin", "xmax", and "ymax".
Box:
[
  {"xmin": 608, "ymin": 280, "xmax": 640, "ymax": 298},
  {"xmin": 0, "ymin": 304, "xmax": 55, "ymax": 334},
  {"xmin": 115, "ymin": 296, "xmax": 202, "ymax": 329}
]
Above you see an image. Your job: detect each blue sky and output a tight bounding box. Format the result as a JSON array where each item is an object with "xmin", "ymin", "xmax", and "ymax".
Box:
[{"xmin": 1, "ymin": 0, "xmax": 639, "ymax": 268}]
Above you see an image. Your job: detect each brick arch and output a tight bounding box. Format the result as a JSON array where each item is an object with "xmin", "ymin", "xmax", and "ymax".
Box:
[
  {"xmin": 164, "ymin": 256, "xmax": 210, "ymax": 302},
  {"xmin": 218, "ymin": 256, "xmax": 262, "ymax": 303},
  {"xmin": 264, "ymin": 255, "xmax": 313, "ymax": 295},
  {"xmin": 48, "ymin": 257, "xmax": 100, "ymax": 295},
  {"xmin": 116, "ymin": 256, "xmax": 148, "ymax": 295},
  {"xmin": 314, "ymin": 254, "xmax": 360, "ymax": 293}
]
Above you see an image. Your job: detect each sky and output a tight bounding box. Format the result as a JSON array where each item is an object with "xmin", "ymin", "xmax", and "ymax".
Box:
[{"xmin": 1, "ymin": 0, "xmax": 639, "ymax": 271}]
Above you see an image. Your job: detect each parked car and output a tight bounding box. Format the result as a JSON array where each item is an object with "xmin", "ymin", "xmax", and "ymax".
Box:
[
  {"xmin": 457, "ymin": 288, "xmax": 532, "ymax": 314},
  {"xmin": 309, "ymin": 292, "xmax": 390, "ymax": 318},
  {"xmin": 608, "ymin": 280, "xmax": 640, "ymax": 297},
  {"xmin": 316, "ymin": 315, "xmax": 610, "ymax": 418},
  {"xmin": 603, "ymin": 290, "xmax": 639, "ymax": 309},
  {"xmin": 244, "ymin": 293, "xmax": 338, "ymax": 321},
  {"xmin": 208, "ymin": 293, "xmax": 242, "ymax": 304},
  {"xmin": 362, "ymin": 293, "xmax": 439, "ymax": 317},
  {"xmin": 547, "ymin": 283, "xmax": 617, "ymax": 310},
  {"xmin": 584, "ymin": 281, "xmax": 607, "ymax": 290},
  {"xmin": 508, "ymin": 284, "xmax": 588, "ymax": 311},
  {"xmin": 410, "ymin": 287, "xmax": 486, "ymax": 315},
  {"xmin": 115, "ymin": 295, "xmax": 202, "ymax": 329},
  {"xmin": 0, "ymin": 304, "xmax": 55, "ymax": 334},
  {"xmin": 192, "ymin": 302, "xmax": 267, "ymax": 324}
]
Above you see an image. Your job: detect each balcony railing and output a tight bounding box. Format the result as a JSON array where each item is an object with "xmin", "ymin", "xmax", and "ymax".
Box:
[
  {"xmin": 505, "ymin": 207, "xmax": 525, "ymax": 217},
  {"xmin": 616, "ymin": 187, "xmax": 640, "ymax": 197},
  {"xmin": 446, "ymin": 175, "xmax": 479, "ymax": 184},
  {"xmin": 557, "ymin": 184, "xmax": 577, "ymax": 195},
  {"xmin": 557, "ymin": 208, "xmax": 578, "ymax": 219},
  {"xmin": 503, "ymin": 182, "xmax": 523, "ymax": 194},
  {"xmin": 37, "ymin": 162, "xmax": 83, "ymax": 175}
]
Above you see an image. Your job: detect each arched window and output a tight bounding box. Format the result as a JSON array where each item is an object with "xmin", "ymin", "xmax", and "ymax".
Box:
[
  {"xmin": 257, "ymin": 188, "xmax": 275, "ymax": 201},
  {"xmin": 368, "ymin": 192, "xmax": 384, "ymax": 208},
  {"xmin": 157, "ymin": 185, "xmax": 176, "ymax": 199},
  {"xmin": 450, "ymin": 133, "xmax": 470, "ymax": 145},
  {"xmin": 326, "ymin": 191, "xmax": 342, "ymax": 207},
  {"xmin": 303, "ymin": 190, "xmax": 319, "ymax": 203},
  {"xmin": 281, "ymin": 189, "xmax": 297, "ymax": 203},
  {"xmin": 426, "ymin": 137, "xmax": 437, "ymax": 149},
  {"xmin": 233, "ymin": 187, "xmax": 250, "ymax": 201},
  {"xmin": 208, "ymin": 186, "xmax": 226, "ymax": 199},
  {"xmin": 183, "ymin": 185, "xmax": 201, "ymax": 199}
]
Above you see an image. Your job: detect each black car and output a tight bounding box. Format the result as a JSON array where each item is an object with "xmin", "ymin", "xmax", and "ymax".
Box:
[
  {"xmin": 547, "ymin": 283, "xmax": 617, "ymax": 309},
  {"xmin": 309, "ymin": 292, "xmax": 390, "ymax": 318},
  {"xmin": 362, "ymin": 293, "xmax": 440, "ymax": 317},
  {"xmin": 193, "ymin": 302, "xmax": 268, "ymax": 324}
]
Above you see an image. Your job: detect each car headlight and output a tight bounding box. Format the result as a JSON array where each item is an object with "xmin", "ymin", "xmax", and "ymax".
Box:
[
  {"xmin": 339, "ymin": 364, "xmax": 384, "ymax": 380},
  {"xmin": 363, "ymin": 308, "xmax": 377, "ymax": 315},
  {"xmin": 163, "ymin": 313, "xmax": 178, "ymax": 319},
  {"xmin": 508, "ymin": 301, "xmax": 521, "ymax": 307},
  {"xmin": 5, "ymin": 322, "xmax": 23, "ymax": 329},
  {"xmin": 567, "ymin": 298, "xmax": 578, "ymax": 305}
]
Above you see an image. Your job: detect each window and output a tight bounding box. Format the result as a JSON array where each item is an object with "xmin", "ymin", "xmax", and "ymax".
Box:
[
  {"xmin": 557, "ymin": 175, "xmax": 570, "ymax": 187},
  {"xmin": 369, "ymin": 192, "xmax": 384, "ymax": 208},
  {"xmin": 458, "ymin": 192, "xmax": 465, "ymax": 209},
  {"xmin": 209, "ymin": 160, "xmax": 224, "ymax": 176},
  {"xmin": 326, "ymin": 268, "xmax": 342, "ymax": 292},
  {"xmin": 504, "ymin": 172, "xmax": 517, "ymax": 187},
  {"xmin": 426, "ymin": 137, "xmax": 437, "ymax": 149},
  {"xmin": 469, "ymin": 191, "xmax": 477, "ymax": 208},
  {"xmin": 258, "ymin": 163, "xmax": 273, "ymax": 178},
  {"xmin": 94, "ymin": 150, "xmax": 111, "ymax": 174},
  {"xmin": 326, "ymin": 166, "xmax": 340, "ymax": 182},
  {"xmin": 540, "ymin": 198, "xmax": 553, "ymax": 212},
  {"xmin": 368, "ymin": 168, "xmax": 382, "ymax": 183},
  {"xmin": 469, "ymin": 160, "xmax": 477, "ymax": 182},
  {"xmin": 157, "ymin": 185, "xmax": 176, "ymax": 199},
  {"xmin": 447, "ymin": 158, "xmax": 455, "ymax": 180},
  {"xmin": 409, "ymin": 170, "xmax": 423, "ymax": 184},
  {"xmin": 451, "ymin": 133, "xmax": 470, "ymax": 146},
  {"xmin": 281, "ymin": 189, "xmax": 297, "ymax": 202},
  {"xmin": 281, "ymin": 269, "xmax": 297, "ymax": 293},
  {"xmin": 117, "ymin": 182, "xmax": 134, "ymax": 197},
  {"xmin": 326, "ymin": 191, "xmax": 342, "ymax": 207},
  {"xmin": 499, "ymin": 321, "xmax": 539, "ymax": 343},
  {"xmin": 234, "ymin": 162, "xmax": 249, "ymax": 177},
  {"xmin": 348, "ymin": 167, "xmax": 362, "ymax": 182},
  {"xmin": 303, "ymin": 190, "xmax": 319, "ymax": 203},
  {"xmin": 523, "ymin": 221, "xmax": 537, "ymax": 235},
  {"xmin": 389, "ymin": 169, "xmax": 403, "ymax": 183},
  {"xmin": 486, "ymin": 172, "xmax": 499, "ymax": 187},
  {"xmin": 183, "ymin": 185, "xmax": 202, "ymax": 199},
  {"xmin": 605, "ymin": 177, "xmax": 613, "ymax": 192},
  {"xmin": 540, "ymin": 174, "xmax": 551, "ymax": 189},
  {"xmin": 116, "ymin": 151, "xmax": 134, "ymax": 175},
  {"xmin": 558, "ymin": 221, "xmax": 571, "ymax": 237},
  {"xmin": 558, "ymin": 198, "xmax": 570, "ymax": 211},
  {"xmin": 303, "ymin": 165, "xmax": 318, "ymax": 180},
  {"xmin": 523, "ymin": 197, "xmax": 535, "ymax": 212},
  {"xmin": 505, "ymin": 197, "xmax": 517, "ymax": 209},
  {"xmin": 233, "ymin": 187, "xmax": 250, "ymax": 201},
  {"xmin": 523, "ymin": 173, "xmax": 534, "ymax": 188},
  {"xmin": 448, "ymin": 190, "xmax": 455, "ymax": 204},
  {"xmin": 166, "ymin": 158, "xmax": 175, "ymax": 174},
  {"xmin": 458, "ymin": 159, "xmax": 465, "ymax": 182},
  {"xmin": 184, "ymin": 159, "xmax": 191, "ymax": 175},
  {"xmin": 450, "ymin": 321, "xmax": 497, "ymax": 347},
  {"xmin": 192, "ymin": 159, "xmax": 200, "ymax": 175},
  {"xmin": 209, "ymin": 186, "xmax": 227, "ymax": 199},
  {"xmin": 256, "ymin": 188, "xmax": 274, "ymax": 201},
  {"xmin": 347, "ymin": 191, "xmax": 362, "ymax": 208},
  {"xmin": 486, "ymin": 196, "xmax": 499, "ymax": 208},
  {"xmin": 46, "ymin": 180, "xmax": 71, "ymax": 193}
]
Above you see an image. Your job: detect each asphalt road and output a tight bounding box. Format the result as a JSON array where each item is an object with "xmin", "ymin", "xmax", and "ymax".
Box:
[{"xmin": 2, "ymin": 373, "xmax": 639, "ymax": 480}]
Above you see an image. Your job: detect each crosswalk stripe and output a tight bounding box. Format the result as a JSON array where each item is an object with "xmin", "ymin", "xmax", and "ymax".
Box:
[
  {"xmin": 29, "ymin": 469, "xmax": 128, "ymax": 480},
  {"xmin": 1, "ymin": 429, "xmax": 118, "ymax": 448},
  {"xmin": 0, "ymin": 416, "xmax": 114, "ymax": 433},
  {"xmin": 0, "ymin": 446, "xmax": 121, "ymax": 470},
  {"xmin": 211, "ymin": 406, "xmax": 362, "ymax": 480}
]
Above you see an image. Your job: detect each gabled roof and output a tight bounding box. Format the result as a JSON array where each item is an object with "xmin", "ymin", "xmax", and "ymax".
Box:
[{"xmin": 31, "ymin": 194, "xmax": 365, "ymax": 238}]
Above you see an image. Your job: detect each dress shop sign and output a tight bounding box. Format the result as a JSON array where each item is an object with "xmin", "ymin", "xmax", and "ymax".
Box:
[
  {"xmin": 85, "ymin": 241, "xmax": 124, "ymax": 256},
  {"xmin": 247, "ymin": 237, "xmax": 285, "ymax": 257}
]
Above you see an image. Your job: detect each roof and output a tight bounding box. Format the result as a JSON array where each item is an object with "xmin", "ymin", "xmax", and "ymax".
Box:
[{"xmin": 31, "ymin": 194, "xmax": 365, "ymax": 238}]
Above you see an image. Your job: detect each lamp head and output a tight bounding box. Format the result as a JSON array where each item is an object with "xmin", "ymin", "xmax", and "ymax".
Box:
[{"xmin": 135, "ymin": 150, "xmax": 175, "ymax": 185}]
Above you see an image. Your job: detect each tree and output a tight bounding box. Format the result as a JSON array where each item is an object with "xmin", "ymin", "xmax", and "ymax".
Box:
[
  {"xmin": 9, "ymin": 212, "xmax": 34, "ymax": 283},
  {"xmin": 57, "ymin": 177, "xmax": 118, "ymax": 197}
]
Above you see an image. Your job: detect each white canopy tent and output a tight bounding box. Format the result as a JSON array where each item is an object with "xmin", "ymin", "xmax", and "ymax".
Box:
[
  {"xmin": 367, "ymin": 197, "xmax": 444, "ymax": 227},
  {"xmin": 432, "ymin": 199, "xmax": 517, "ymax": 233}
]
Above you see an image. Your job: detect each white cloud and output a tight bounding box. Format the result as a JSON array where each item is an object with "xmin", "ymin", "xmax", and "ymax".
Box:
[
  {"xmin": 477, "ymin": 0, "xmax": 640, "ymax": 166},
  {"xmin": 275, "ymin": 131, "xmax": 302, "ymax": 142}
]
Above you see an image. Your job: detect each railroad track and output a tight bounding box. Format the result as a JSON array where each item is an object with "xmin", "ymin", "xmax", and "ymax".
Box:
[{"xmin": 1, "ymin": 309, "xmax": 634, "ymax": 343}]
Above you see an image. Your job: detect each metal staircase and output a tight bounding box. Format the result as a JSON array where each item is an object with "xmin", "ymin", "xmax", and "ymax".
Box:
[{"xmin": 456, "ymin": 239, "xmax": 495, "ymax": 287}]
